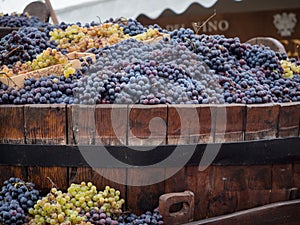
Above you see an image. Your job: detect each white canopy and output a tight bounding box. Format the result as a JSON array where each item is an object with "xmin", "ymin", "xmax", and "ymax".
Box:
[
  {"xmin": 2, "ymin": 0, "xmax": 298, "ymax": 24},
  {"xmin": 0, "ymin": 0, "xmax": 218, "ymax": 23}
]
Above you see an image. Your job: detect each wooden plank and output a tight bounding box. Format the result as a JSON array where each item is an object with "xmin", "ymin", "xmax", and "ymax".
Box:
[
  {"xmin": 186, "ymin": 166, "xmax": 212, "ymax": 220},
  {"xmin": 128, "ymin": 105, "xmax": 167, "ymax": 146},
  {"xmin": 68, "ymin": 167, "xmax": 93, "ymax": 186},
  {"xmin": 27, "ymin": 166, "xmax": 68, "ymax": 192},
  {"xmin": 214, "ymin": 104, "xmax": 245, "ymax": 143},
  {"xmin": 272, "ymin": 164, "xmax": 293, "ymax": 189},
  {"xmin": 167, "ymin": 105, "xmax": 202, "ymax": 144},
  {"xmin": 294, "ymin": 163, "xmax": 300, "ymax": 173},
  {"xmin": 165, "ymin": 167, "xmax": 186, "ymax": 193},
  {"xmin": 247, "ymin": 165, "xmax": 272, "ymax": 190},
  {"xmin": 24, "ymin": 105, "xmax": 66, "ymax": 144},
  {"xmin": 278, "ymin": 103, "xmax": 300, "ymax": 137},
  {"xmin": 198, "ymin": 105, "xmax": 214, "ymax": 144},
  {"xmin": 207, "ymin": 191, "xmax": 237, "ymax": 217},
  {"xmin": 0, "ymin": 64, "xmax": 63, "ymax": 88},
  {"xmin": 0, "ymin": 165, "xmax": 27, "ymax": 183},
  {"xmin": 212, "ymin": 166, "xmax": 247, "ymax": 192},
  {"xmin": 45, "ymin": 0, "xmax": 59, "ymax": 25},
  {"xmin": 236, "ymin": 190, "xmax": 271, "ymax": 211},
  {"xmin": 185, "ymin": 166, "xmax": 201, "ymax": 220},
  {"xmin": 184, "ymin": 199, "xmax": 300, "ymax": 225},
  {"xmin": 294, "ymin": 163, "xmax": 300, "ymax": 188},
  {"xmin": 270, "ymin": 189, "xmax": 289, "ymax": 203},
  {"xmin": 94, "ymin": 105, "xmax": 127, "ymax": 145},
  {"xmin": 67, "ymin": 52, "xmax": 96, "ymax": 69},
  {"xmin": 127, "ymin": 167, "xmax": 165, "ymax": 215},
  {"xmin": 0, "ymin": 105, "xmax": 25, "ymax": 144},
  {"xmin": 245, "ymin": 104, "xmax": 280, "ymax": 140},
  {"xmin": 68, "ymin": 105, "xmax": 95, "ymax": 145}
]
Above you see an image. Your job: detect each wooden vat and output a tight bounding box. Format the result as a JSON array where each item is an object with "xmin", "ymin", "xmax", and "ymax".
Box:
[{"xmin": 0, "ymin": 103, "xmax": 300, "ymax": 221}]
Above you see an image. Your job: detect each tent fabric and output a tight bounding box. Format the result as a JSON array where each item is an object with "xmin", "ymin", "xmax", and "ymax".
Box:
[
  {"xmin": 0, "ymin": 0, "xmax": 218, "ymax": 23},
  {"xmin": 55, "ymin": 0, "xmax": 218, "ymax": 23},
  {"xmin": 1, "ymin": 0, "xmax": 299, "ymax": 24}
]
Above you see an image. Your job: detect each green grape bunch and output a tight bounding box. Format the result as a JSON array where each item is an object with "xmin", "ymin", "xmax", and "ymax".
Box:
[{"xmin": 28, "ymin": 182, "xmax": 125, "ymax": 225}]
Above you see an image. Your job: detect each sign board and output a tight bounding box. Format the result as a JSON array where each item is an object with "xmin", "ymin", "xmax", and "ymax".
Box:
[{"xmin": 138, "ymin": 8, "xmax": 300, "ymax": 58}]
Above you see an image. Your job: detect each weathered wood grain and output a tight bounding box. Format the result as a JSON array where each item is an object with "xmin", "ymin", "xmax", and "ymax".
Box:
[
  {"xmin": 0, "ymin": 105, "xmax": 25, "ymax": 144},
  {"xmin": 24, "ymin": 105, "xmax": 66, "ymax": 144}
]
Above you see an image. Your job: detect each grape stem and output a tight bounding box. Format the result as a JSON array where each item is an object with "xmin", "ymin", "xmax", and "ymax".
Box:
[
  {"xmin": 193, "ymin": 10, "xmax": 217, "ymax": 34},
  {"xmin": 47, "ymin": 176, "xmax": 59, "ymax": 189},
  {"xmin": 97, "ymin": 16, "xmax": 102, "ymax": 24},
  {"xmin": 4, "ymin": 47, "xmax": 20, "ymax": 58},
  {"xmin": 0, "ymin": 71, "xmax": 21, "ymax": 89}
]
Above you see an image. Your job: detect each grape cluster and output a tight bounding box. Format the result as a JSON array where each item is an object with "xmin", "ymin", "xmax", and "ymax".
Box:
[
  {"xmin": 83, "ymin": 208, "xmax": 118, "ymax": 225},
  {"xmin": 170, "ymin": 28, "xmax": 300, "ymax": 103},
  {"xmin": 0, "ymin": 200, "xmax": 26, "ymax": 225},
  {"xmin": 0, "ymin": 73, "xmax": 79, "ymax": 105},
  {"xmin": 132, "ymin": 28, "xmax": 162, "ymax": 42},
  {"xmin": 117, "ymin": 209, "xmax": 164, "ymax": 225},
  {"xmin": 281, "ymin": 58, "xmax": 300, "ymax": 79},
  {"xmin": 244, "ymin": 45, "xmax": 281, "ymax": 71},
  {"xmin": 29, "ymin": 182, "xmax": 125, "ymax": 225},
  {"xmin": 0, "ymin": 27, "xmax": 56, "ymax": 67},
  {"xmin": 106, "ymin": 18, "xmax": 147, "ymax": 36},
  {"xmin": 27, "ymin": 48, "xmax": 68, "ymax": 71},
  {"xmin": 49, "ymin": 23, "xmax": 129, "ymax": 53},
  {"xmin": 0, "ymin": 48, "xmax": 71, "ymax": 79},
  {"xmin": 0, "ymin": 12, "xmax": 49, "ymax": 28},
  {"xmin": 29, "ymin": 187, "xmax": 85, "ymax": 225},
  {"xmin": 68, "ymin": 184, "xmax": 124, "ymax": 217},
  {"xmin": 0, "ymin": 177, "xmax": 40, "ymax": 225},
  {"xmin": 75, "ymin": 39, "xmax": 224, "ymax": 105},
  {"xmin": 26, "ymin": 47, "xmax": 76, "ymax": 78},
  {"xmin": 106, "ymin": 17, "xmax": 169, "ymax": 39}
]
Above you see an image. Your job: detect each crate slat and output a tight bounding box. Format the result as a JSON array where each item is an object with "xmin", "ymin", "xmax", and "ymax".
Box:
[{"xmin": 0, "ymin": 105, "xmax": 25, "ymax": 144}]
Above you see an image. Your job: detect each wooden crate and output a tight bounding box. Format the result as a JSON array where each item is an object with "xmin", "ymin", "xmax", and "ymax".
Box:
[
  {"xmin": 0, "ymin": 51, "xmax": 96, "ymax": 88},
  {"xmin": 66, "ymin": 51, "xmax": 96, "ymax": 69},
  {"xmin": 0, "ymin": 64, "xmax": 63, "ymax": 88},
  {"xmin": 143, "ymin": 33, "xmax": 171, "ymax": 44}
]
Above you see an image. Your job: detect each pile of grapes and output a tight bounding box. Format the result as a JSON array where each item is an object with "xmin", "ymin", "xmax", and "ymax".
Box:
[
  {"xmin": 74, "ymin": 39, "xmax": 224, "ymax": 104},
  {"xmin": 0, "ymin": 27, "xmax": 57, "ymax": 67},
  {"xmin": 1, "ymin": 16, "xmax": 300, "ymax": 105},
  {"xmin": 0, "ymin": 12, "xmax": 49, "ymax": 28},
  {"xmin": 0, "ymin": 178, "xmax": 165, "ymax": 225}
]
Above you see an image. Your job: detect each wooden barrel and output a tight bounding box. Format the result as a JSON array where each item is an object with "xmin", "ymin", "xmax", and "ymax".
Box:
[
  {"xmin": 23, "ymin": 1, "xmax": 50, "ymax": 23},
  {"xmin": 0, "ymin": 103, "xmax": 300, "ymax": 220}
]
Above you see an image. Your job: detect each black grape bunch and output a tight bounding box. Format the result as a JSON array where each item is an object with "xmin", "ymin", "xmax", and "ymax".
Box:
[
  {"xmin": 0, "ymin": 12, "xmax": 49, "ymax": 28},
  {"xmin": 117, "ymin": 208, "xmax": 164, "ymax": 225},
  {"xmin": 74, "ymin": 38, "xmax": 224, "ymax": 105},
  {"xmin": 0, "ymin": 177, "xmax": 40, "ymax": 225},
  {"xmin": 0, "ymin": 27, "xmax": 57, "ymax": 67}
]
